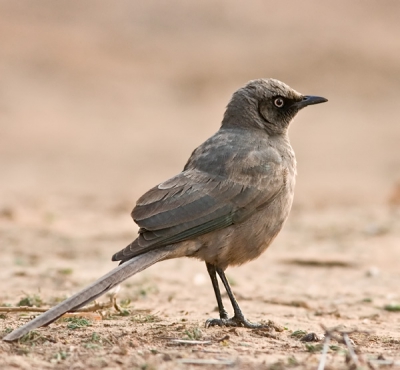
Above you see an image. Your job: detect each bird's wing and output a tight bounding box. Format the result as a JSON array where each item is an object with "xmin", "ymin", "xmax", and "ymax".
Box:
[{"xmin": 113, "ymin": 165, "xmax": 285, "ymax": 262}]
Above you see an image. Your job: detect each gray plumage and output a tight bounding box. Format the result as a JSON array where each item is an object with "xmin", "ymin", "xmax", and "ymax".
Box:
[{"xmin": 3, "ymin": 78, "xmax": 327, "ymax": 341}]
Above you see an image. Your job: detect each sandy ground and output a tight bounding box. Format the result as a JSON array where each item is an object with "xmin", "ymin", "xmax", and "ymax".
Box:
[
  {"xmin": 1, "ymin": 202, "xmax": 400, "ymax": 369},
  {"xmin": 1, "ymin": 1, "xmax": 400, "ymax": 369}
]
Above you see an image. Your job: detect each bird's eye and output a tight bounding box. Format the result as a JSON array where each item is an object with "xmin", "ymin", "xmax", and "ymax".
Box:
[{"xmin": 274, "ymin": 97, "xmax": 285, "ymax": 108}]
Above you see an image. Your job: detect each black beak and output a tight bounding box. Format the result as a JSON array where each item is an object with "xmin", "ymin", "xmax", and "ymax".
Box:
[{"xmin": 295, "ymin": 95, "xmax": 328, "ymax": 109}]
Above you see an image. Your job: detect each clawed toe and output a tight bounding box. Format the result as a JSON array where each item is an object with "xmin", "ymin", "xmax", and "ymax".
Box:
[
  {"xmin": 205, "ymin": 316, "xmax": 268, "ymax": 329},
  {"xmin": 205, "ymin": 317, "xmax": 241, "ymax": 328}
]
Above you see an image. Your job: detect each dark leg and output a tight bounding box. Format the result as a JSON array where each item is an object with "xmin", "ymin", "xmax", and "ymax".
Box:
[
  {"xmin": 205, "ymin": 263, "xmax": 228, "ymax": 320},
  {"xmin": 205, "ymin": 264, "xmax": 268, "ymax": 328}
]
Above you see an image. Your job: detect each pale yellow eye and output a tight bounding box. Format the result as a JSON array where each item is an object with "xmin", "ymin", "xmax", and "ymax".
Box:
[{"xmin": 274, "ymin": 97, "xmax": 284, "ymax": 108}]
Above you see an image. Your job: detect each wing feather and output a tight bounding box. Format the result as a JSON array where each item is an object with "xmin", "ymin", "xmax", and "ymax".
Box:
[{"xmin": 113, "ymin": 162, "xmax": 284, "ymax": 263}]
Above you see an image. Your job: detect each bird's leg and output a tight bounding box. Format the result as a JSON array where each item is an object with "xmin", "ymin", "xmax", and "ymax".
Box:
[
  {"xmin": 217, "ymin": 267, "xmax": 266, "ymax": 328},
  {"xmin": 205, "ymin": 263, "xmax": 229, "ymax": 320},
  {"xmin": 205, "ymin": 265, "xmax": 268, "ymax": 329}
]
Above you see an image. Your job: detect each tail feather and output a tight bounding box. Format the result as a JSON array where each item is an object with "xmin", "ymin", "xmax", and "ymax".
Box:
[{"xmin": 3, "ymin": 249, "xmax": 170, "ymax": 342}]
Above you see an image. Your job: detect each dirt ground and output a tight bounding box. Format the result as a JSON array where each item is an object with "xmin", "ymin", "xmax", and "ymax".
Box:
[{"xmin": 1, "ymin": 1, "xmax": 400, "ymax": 369}]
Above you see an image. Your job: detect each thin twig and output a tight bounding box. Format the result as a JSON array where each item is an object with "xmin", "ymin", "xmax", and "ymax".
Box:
[
  {"xmin": 0, "ymin": 295, "xmax": 118, "ymax": 314},
  {"xmin": 343, "ymin": 333, "xmax": 359, "ymax": 366},
  {"xmin": 317, "ymin": 333, "xmax": 331, "ymax": 370},
  {"xmin": 318, "ymin": 325, "xmax": 372, "ymax": 370},
  {"xmin": 169, "ymin": 339, "xmax": 212, "ymax": 345},
  {"xmin": 0, "ymin": 307, "xmax": 48, "ymax": 313},
  {"xmin": 111, "ymin": 292, "xmax": 123, "ymax": 313}
]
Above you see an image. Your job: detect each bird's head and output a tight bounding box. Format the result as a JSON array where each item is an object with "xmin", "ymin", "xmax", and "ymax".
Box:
[{"xmin": 222, "ymin": 78, "xmax": 327, "ymax": 135}]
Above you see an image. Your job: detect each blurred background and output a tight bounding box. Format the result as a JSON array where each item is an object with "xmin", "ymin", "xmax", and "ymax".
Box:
[
  {"xmin": 1, "ymin": 4, "xmax": 400, "ymax": 366},
  {"xmin": 1, "ymin": 0, "xmax": 400, "ymax": 210}
]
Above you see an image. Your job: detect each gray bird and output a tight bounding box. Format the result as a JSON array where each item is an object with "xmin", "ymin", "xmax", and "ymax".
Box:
[{"xmin": 3, "ymin": 78, "xmax": 327, "ymax": 341}]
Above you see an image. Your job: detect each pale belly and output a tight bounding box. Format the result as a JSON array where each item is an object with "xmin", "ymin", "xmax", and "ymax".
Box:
[{"xmin": 192, "ymin": 186, "xmax": 294, "ymax": 269}]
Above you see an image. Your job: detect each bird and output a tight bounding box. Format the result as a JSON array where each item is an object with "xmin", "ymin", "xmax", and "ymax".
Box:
[{"xmin": 3, "ymin": 78, "xmax": 327, "ymax": 342}]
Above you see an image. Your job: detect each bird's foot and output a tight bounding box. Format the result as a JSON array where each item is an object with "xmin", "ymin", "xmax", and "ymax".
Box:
[{"xmin": 205, "ymin": 315, "xmax": 268, "ymax": 329}]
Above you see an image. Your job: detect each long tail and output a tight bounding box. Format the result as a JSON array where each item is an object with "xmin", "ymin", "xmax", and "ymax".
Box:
[{"xmin": 3, "ymin": 249, "xmax": 171, "ymax": 342}]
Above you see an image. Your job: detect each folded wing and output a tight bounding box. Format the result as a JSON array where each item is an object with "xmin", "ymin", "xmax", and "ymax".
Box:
[{"xmin": 113, "ymin": 165, "xmax": 283, "ymax": 262}]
